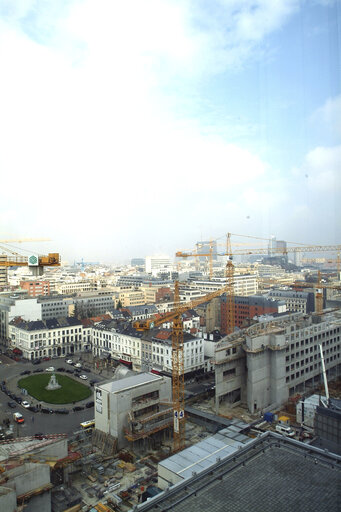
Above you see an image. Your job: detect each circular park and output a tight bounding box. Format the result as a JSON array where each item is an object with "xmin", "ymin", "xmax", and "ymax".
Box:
[{"xmin": 17, "ymin": 373, "xmax": 92, "ymax": 404}]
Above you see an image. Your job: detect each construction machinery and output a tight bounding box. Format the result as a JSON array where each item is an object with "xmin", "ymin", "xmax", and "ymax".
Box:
[
  {"xmin": 0, "ymin": 250, "xmax": 60, "ymax": 276},
  {"xmin": 177, "ymin": 233, "xmax": 236, "ymax": 335},
  {"xmin": 133, "ymin": 277, "xmax": 231, "ymax": 453}
]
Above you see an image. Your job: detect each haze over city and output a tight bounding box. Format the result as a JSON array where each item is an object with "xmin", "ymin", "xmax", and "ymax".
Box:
[{"xmin": 0, "ymin": 0, "xmax": 340, "ymax": 263}]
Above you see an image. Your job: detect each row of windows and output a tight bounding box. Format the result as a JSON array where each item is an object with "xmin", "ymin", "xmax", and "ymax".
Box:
[{"xmin": 286, "ymin": 353, "xmax": 339, "ymax": 374}]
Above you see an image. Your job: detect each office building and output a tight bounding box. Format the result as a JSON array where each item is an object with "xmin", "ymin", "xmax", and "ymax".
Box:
[{"xmin": 214, "ymin": 310, "xmax": 341, "ymax": 413}]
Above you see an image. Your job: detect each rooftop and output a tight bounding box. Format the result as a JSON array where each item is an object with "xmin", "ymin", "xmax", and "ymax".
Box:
[
  {"xmin": 97, "ymin": 372, "xmax": 162, "ymax": 393},
  {"xmin": 136, "ymin": 432, "xmax": 341, "ymax": 512}
]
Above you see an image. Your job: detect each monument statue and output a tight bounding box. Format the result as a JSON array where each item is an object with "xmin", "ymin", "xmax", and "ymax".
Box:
[{"xmin": 46, "ymin": 374, "xmax": 61, "ymax": 390}]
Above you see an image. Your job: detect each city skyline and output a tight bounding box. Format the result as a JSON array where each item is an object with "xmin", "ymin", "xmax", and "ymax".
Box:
[{"xmin": 0, "ymin": 0, "xmax": 340, "ymax": 263}]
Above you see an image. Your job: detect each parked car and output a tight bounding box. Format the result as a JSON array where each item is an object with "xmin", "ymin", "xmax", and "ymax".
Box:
[
  {"xmin": 20, "ymin": 370, "xmax": 31, "ymax": 376},
  {"xmin": 86, "ymin": 401, "xmax": 94, "ymax": 408},
  {"xmin": 21, "ymin": 401, "xmax": 30, "ymax": 409},
  {"xmin": 28, "ymin": 405, "xmax": 39, "ymax": 413},
  {"xmin": 79, "ymin": 374, "xmax": 88, "ymax": 380},
  {"xmin": 66, "ymin": 369, "xmax": 73, "ymax": 374},
  {"xmin": 90, "ymin": 379, "xmax": 98, "ymax": 386},
  {"xmin": 13, "ymin": 412, "xmax": 24, "ymax": 423},
  {"xmin": 66, "ymin": 359, "xmax": 73, "ymax": 365},
  {"xmin": 43, "ymin": 356, "xmax": 51, "ymax": 361},
  {"xmin": 74, "ymin": 362, "xmax": 82, "ymax": 368},
  {"xmin": 41, "ymin": 408, "xmax": 54, "ymax": 414},
  {"xmin": 55, "ymin": 408, "xmax": 69, "ymax": 415},
  {"xmin": 57, "ymin": 367, "xmax": 65, "ymax": 372},
  {"xmin": 32, "ymin": 359, "xmax": 41, "ymax": 365},
  {"xmin": 45, "ymin": 367, "xmax": 55, "ymax": 372},
  {"xmin": 14, "ymin": 396, "xmax": 22, "ymax": 404},
  {"xmin": 7, "ymin": 401, "xmax": 16, "ymax": 408},
  {"xmin": 73, "ymin": 406, "xmax": 85, "ymax": 412},
  {"xmin": 33, "ymin": 368, "xmax": 43, "ymax": 373}
]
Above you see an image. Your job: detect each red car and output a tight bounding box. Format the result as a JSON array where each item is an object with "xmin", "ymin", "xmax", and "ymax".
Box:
[{"xmin": 43, "ymin": 356, "xmax": 51, "ymax": 361}]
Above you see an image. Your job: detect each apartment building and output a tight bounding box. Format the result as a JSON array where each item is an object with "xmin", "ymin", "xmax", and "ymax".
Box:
[
  {"xmin": 92, "ymin": 321, "xmax": 143, "ymax": 369},
  {"xmin": 91, "ymin": 320, "xmax": 204, "ymax": 375},
  {"xmin": 214, "ymin": 310, "xmax": 341, "ymax": 413},
  {"xmin": 141, "ymin": 328, "xmax": 205, "ymax": 375},
  {"xmin": 124, "ymin": 304, "xmax": 158, "ymax": 321},
  {"xmin": 267, "ymin": 289, "xmax": 316, "ymax": 313},
  {"xmin": 8, "ymin": 316, "xmax": 83, "ymax": 360},
  {"xmin": 20, "ymin": 280, "xmax": 50, "ymax": 297}
]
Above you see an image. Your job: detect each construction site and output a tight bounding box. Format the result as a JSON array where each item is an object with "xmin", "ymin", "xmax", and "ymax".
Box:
[{"xmin": 0, "ymin": 236, "xmax": 340, "ymax": 510}]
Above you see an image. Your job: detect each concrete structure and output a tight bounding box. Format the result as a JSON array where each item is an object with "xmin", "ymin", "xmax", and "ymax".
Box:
[
  {"xmin": 296, "ymin": 393, "xmax": 321, "ymax": 428},
  {"xmin": 0, "ymin": 436, "xmax": 67, "ymax": 512},
  {"xmin": 94, "ymin": 372, "xmax": 172, "ymax": 449},
  {"xmin": 214, "ymin": 310, "xmax": 341, "ymax": 413}
]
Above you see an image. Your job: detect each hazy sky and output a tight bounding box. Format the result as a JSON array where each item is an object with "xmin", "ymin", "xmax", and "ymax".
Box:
[{"xmin": 0, "ymin": 0, "xmax": 340, "ymax": 263}]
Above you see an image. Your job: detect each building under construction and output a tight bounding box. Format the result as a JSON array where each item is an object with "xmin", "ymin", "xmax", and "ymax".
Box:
[
  {"xmin": 94, "ymin": 373, "xmax": 173, "ymax": 451},
  {"xmin": 0, "ymin": 434, "xmax": 71, "ymax": 512}
]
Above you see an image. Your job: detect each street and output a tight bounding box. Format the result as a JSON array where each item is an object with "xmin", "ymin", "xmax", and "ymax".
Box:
[{"xmin": 0, "ymin": 352, "xmax": 110, "ymax": 437}]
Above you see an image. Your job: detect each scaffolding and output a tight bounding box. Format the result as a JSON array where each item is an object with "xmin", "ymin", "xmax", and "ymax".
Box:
[{"xmin": 124, "ymin": 407, "xmax": 173, "ymax": 442}]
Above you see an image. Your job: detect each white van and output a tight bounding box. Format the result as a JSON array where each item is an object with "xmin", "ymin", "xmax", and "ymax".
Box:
[{"xmin": 276, "ymin": 424, "xmax": 295, "ymax": 437}]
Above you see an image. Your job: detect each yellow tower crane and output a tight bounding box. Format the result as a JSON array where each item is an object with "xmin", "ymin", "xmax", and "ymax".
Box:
[
  {"xmin": 230, "ymin": 242, "xmax": 341, "ymax": 315},
  {"xmin": 133, "ymin": 280, "xmax": 231, "ymax": 453}
]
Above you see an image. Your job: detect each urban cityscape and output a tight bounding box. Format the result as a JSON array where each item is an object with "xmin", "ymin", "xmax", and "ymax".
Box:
[
  {"xmin": 0, "ymin": 234, "xmax": 340, "ymax": 511},
  {"xmin": 0, "ymin": 1, "xmax": 340, "ymax": 512}
]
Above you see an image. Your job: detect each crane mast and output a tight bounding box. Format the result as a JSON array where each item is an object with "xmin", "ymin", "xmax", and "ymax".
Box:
[
  {"xmin": 225, "ymin": 233, "xmax": 235, "ymax": 335},
  {"xmin": 172, "ymin": 281, "xmax": 185, "ymax": 452}
]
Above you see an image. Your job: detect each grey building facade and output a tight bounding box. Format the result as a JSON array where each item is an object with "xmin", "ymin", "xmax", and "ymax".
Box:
[{"xmin": 215, "ymin": 311, "xmax": 341, "ymax": 413}]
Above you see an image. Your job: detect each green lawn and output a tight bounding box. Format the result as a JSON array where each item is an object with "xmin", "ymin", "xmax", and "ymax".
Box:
[{"xmin": 17, "ymin": 373, "xmax": 92, "ymax": 404}]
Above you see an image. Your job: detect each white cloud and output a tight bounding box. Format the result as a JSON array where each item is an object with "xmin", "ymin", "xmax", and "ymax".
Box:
[
  {"xmin": 303, "ymin": 145, "xmax": 341, "ymax": 192},
  {"xmin": 1, "ymin": 0, "xmax": 335, "ymax": 260},
  {"xmin": 311, "ymin": 95, "xmax": 341, "ymax": 138}
]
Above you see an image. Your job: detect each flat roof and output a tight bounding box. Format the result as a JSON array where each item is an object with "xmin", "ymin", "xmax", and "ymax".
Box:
[
  {"xmin": 138, "ymin": 433, "xmax": 341, "ymax": 512},
  {"xmin": 97, "ymin": 372, "xmax": 162, "ymax": 393}
]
